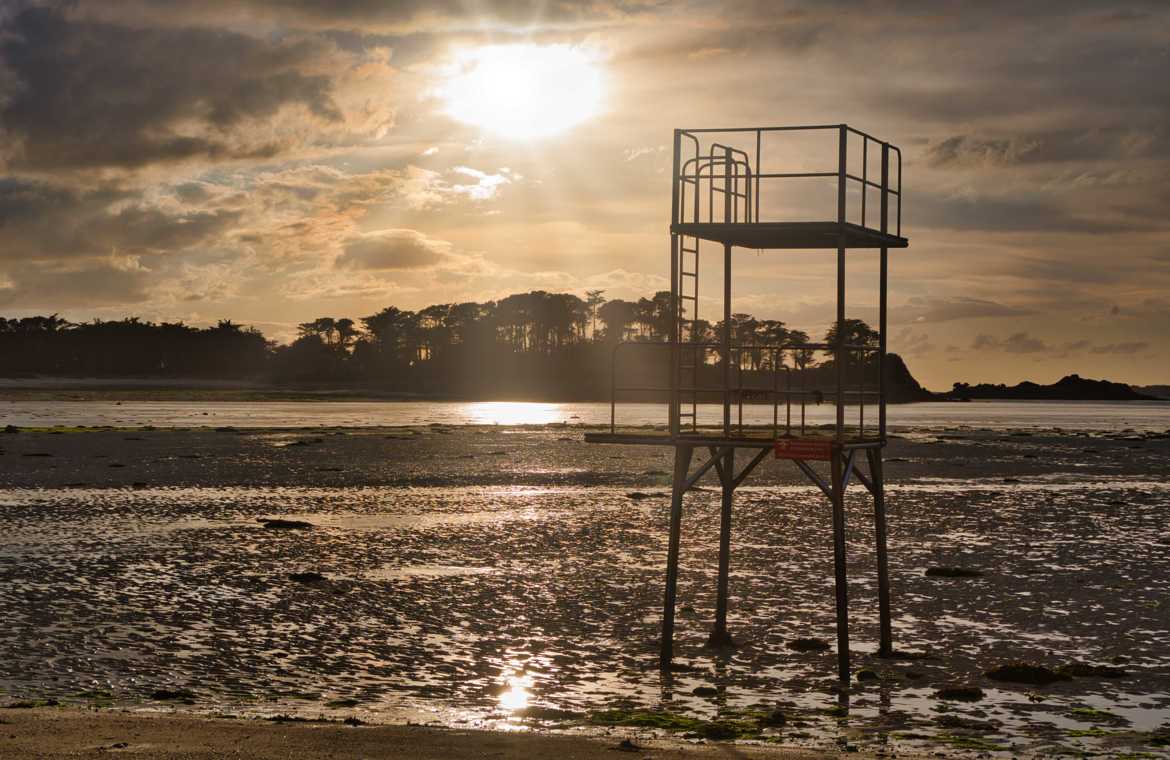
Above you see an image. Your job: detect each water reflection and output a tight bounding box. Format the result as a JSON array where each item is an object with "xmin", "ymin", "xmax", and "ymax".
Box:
[
  {"xmin": 496, "ymin": 667, "xmax": 532, "ymax": 713},
  {"xmin": 462, "ymin": 402, "xmax": 566, "ymax": 426}
]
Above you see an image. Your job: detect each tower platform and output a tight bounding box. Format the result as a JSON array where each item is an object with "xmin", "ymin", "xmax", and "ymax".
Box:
[
  {"xmin": 671, "ymin": 221, "xmax": 907, "ymax": 250},
  {"xmin": 587, "ymin": 123, "xmax": 906, "ymax": 683}
]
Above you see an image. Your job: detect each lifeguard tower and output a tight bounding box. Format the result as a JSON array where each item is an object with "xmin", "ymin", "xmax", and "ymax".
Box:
[{"xmin": 586, "ymin": 124, "xmax": 907, "ymax": 681}]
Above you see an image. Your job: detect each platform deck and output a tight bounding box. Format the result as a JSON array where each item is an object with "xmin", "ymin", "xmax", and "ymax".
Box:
[
  {"xmin": 671, "ymin": 221, "xmax": 907, "ymax": 250},
  {"xmin": 584, "ymin": 430, "xmax": 884, "ymax": 449}
]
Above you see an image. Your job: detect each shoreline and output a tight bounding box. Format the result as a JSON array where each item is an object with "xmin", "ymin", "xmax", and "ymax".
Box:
[{"xmin": 0, "ymin": 707, "xmax": 857, "ymax": 759}]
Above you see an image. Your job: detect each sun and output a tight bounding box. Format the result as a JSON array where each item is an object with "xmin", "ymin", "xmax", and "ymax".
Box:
[{"xmin": 438, "ymin": 44, "xmax": 604, "ymax": 139}]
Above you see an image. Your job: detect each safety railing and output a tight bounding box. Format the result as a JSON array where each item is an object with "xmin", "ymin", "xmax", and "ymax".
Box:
[
  {"xmin": 674, "ymin": 125, "xmax": 902, "ymax": 238},
  {"xmin": 608, "ymin": 340, "xmax": 884, "ymax": 442}
]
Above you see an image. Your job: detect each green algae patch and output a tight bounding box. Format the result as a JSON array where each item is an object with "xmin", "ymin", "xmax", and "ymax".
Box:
[
  {"xmin": 933, "ymin": 732, "xmax": 1007, "ymax": 752},
  {"xmin": 587, "ymin": 709, "xmax": 705, "ymax": 732},
  {"xmin": 587, "ymin": 708, "xmax": 768, "ymax": 741},
  {"xmin": 1067, "ymin": 726, "xmax": 1126, "ymax": 738},
  {"xmin": 985, "ymin": 662, "xmax": 1071, "ymax": 685},
  {"xmin": 1069, "ymin": 706, "xmax": 1129, "ymax": 725}
]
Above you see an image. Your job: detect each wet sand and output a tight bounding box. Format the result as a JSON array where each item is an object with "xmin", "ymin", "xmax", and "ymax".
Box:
[
  {"xmin": 0, "ymin": 706, "xmax": 847, "ymax": 760},
  {"xmin": 1, "ymin": 423, "xmax": 1169, "ymax": 756}
]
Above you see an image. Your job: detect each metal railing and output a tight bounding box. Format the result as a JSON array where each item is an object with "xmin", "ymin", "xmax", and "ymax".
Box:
[
  {"xmin": 675, "ymin": 124, "xmax": 902, "ymax": 238},
  {"xmin": 608, "ymin": 340, "xmax": 884, "ymax": 442}
]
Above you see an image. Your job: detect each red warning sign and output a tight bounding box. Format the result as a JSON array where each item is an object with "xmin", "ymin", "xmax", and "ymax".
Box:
[{"xmin": 774, "ymin": 439, "xmax": 833, "ymax": 461}]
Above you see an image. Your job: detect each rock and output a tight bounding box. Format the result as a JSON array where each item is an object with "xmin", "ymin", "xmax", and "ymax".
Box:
[
  {"xmin": 259, "ymin": 518, "xmax": 314, "ymax": 530},
  {"xmin": 1002, "ymin": 477, "xmax": 1022, "ymax": 484},
  {"xmin": 985, "ymin": 663, "xmax": 1071, "ymax": 685},
  {"xmin": 925, "ymin": 566, "xmax": 984, "ymax": 578},
  {"xmin": 855, "ymin": 668, "xmax": 879, "ymax": 682},
  {"xmin": 786, "ymin": 638, "xmax": 831, "ymax": 652},
  {"xmin": 150, "ymin": 688, "xmax": 195, "ymax": 702},
  {"xmin": 289, "ymin": 571, "xmax": 326, "ymax": 583},
  {"xmin": 342, "ymin": 716, "xmax": 364, "ymax": 726},
  {"xmin": 698, "ymin": 722, "xmax": 739, "ymax": 741},
  {"xmin": 1058, "ymin": 662, "xmax": 1128, "ymax": 679},
  {"xmin": 936, "ymin": 714, "xmax": 999, "ymax": 731},
  {"xmin": 691, "ymin": 686, "xmax": 718, "ymax": 697},
  {"xmin": 761, "ymin": 709, "xmax": 786, "ymax": 727},
  {"xmin": 615, "ymin": 738, "xmax": 641, "ymax": 752},
  {"xmin": 625, "ymin": 491, "xmax": 656, "ymax": 500},
  {"xmin": 2, "ymin": 425, "xmax": 18, "ymax": 434},
  {"xmin": 935, "ymin": 685, "xmax": 984, "ymax": 701}
]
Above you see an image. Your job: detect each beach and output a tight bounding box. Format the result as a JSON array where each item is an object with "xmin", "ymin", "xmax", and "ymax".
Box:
[{"xmin": 1, "ymin": 406, "xmax": 1168, "ymax": 757}]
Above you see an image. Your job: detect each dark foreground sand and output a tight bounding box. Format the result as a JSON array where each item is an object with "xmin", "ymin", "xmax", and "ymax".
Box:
[{"xmin": 0, "ymin": 707, "xmax": 855, "ymax": 759}]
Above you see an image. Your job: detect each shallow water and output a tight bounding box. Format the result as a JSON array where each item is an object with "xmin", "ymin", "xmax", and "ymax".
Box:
[
  {"xmin": 2, "ymin": 398, "xmax": 1170, "ymax": 432},
  {"xmin": 2, "ymin": 457, "xmax": 1169, "ymax": 755}
]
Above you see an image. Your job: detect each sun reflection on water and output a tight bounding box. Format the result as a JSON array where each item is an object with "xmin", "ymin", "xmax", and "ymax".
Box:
[
  {"xmin": 496, "ymin": 669, "xmax": 532, "ymax": 713},
  {"xmin": 462, "ymin": 402, "xmax": 566, "ymax": 426}
]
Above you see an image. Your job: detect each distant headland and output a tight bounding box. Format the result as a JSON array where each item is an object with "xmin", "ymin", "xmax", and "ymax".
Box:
[{"xmin": 940, "ymin": 374, "xmax": 1159, "ymax": 402}]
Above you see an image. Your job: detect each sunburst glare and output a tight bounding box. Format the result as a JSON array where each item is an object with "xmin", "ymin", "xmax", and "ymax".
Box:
[{"xmin": 438, "ymin": 44, "xmax": 604, "ymax": 139}]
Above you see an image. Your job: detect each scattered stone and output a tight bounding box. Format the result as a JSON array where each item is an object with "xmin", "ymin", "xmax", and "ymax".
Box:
[
  {"xmin": 342, "ymin": 716, "xmax": 364, "ymax": 726},
  {"xmin": 691, "ymin": 686, "xmax": 718, "ymax": 697},
  {"xmin": 855, "ymin": 668, "xmax": 879, "ymax": 682},
  {"xmin": 925, "ymin": 566, "xmax": 984, "ymax": 578},
  {"xmin": 667, "ymin": 661, "xmax": 703, "ymax": 673},
  {"xmin": 936, "ymin": 714, "xmax": 999, "ymax": 732},
  {"xmin": 1059, "ymin": 662, "xmax": 1128, "ymax": 679},
  {"xmin": 516, "ymin": 706, "xmax": 583, "ymax": 721},
  {"xmin": 786, "ymin": 638, "xmax": 831, "ymax": 652},
  {"xmin": 150, "ymin": 688, "xmax": 195, "ymax": 702},
  {"xmin": 4, "ymin": 699, "xmax": 59, "ymax": 708},
  {"xmin": 760, "ymin": 709, "xmax": 786, "ymax": 727},
  {"xmin": 289, "ymin": 572, "xmax": 326, "ymax": 583},
  {"xmin": 935, "ymin": 685, "xmax": 984, "ymax": 702},
  {"xmin": 985, "ymin": 663, "xmax": 1071, "ymax": 686},
  {"xmin": 698, "ymin": 721, "xmax": 738, "ymax": 741},
  {"xmin": 259, "ymin": 518, "xmax": 314, "ymax": 530}
]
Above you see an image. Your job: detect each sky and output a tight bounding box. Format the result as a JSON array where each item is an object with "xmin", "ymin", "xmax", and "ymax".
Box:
[{"xmin": 0, "ymin": 0, "xmax": 1167, "ymax": 390}]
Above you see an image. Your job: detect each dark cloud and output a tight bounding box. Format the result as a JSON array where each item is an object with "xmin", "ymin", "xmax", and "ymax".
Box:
[
  {"xmin": 914, "ymin": 193, "xmax": 1123, "ymax": 234},
  {"xmin": 926, "ymin": 129, "xmax": 1170, "ymax": 168},
  {"xmin": 0, "ymin": 262, "xmax": 151, "ymax": 308},
  {"xmin": 336, "ymin": 230, "xmax": 452, "ymax": 270},
  {"xmin": 0, "ymin": 5, "xmax": 344, "ymax": 171},
  {"xmin": 1090, "ymin": 341, "xmax": 1149, "ymax": 355},
  {"xmin": 971, "ymin": 332, "xmax": 1049, "ymax": 353},
  {"xmin": 900, "ymin": 296, "xmax": 1034, "ymax": 323},
  {"xmin": 0, "ymin": 177, "xmax": 240, "ymax": 261}
]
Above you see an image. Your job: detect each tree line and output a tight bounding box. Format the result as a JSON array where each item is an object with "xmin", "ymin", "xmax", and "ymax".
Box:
[{"xmin": 0, "ymin": 290, "xmax": 890, "ymax": 399}]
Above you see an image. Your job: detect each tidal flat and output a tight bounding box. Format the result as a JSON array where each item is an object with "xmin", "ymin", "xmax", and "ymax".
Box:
[{"xmin": 0, "ymin": 423, "xmax": 1168, "ymax": 756}]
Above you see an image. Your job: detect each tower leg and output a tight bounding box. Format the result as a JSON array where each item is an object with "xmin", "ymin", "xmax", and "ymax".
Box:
[
  {"xmin": 709, "ymin": 447, "xmax": 736, "ymax": 647},
  {"xmin": 868, "ymin": 448, "xmax": 893, "ymax": 657},
  {"xmin": 661, "ymin": 444, "xmax": 694, "ymax": 669},
  {"xmin": 830, "ymin": 447, "xmax": 850, "ymax": 681}
]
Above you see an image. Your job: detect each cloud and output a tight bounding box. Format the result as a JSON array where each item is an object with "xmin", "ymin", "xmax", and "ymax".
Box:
[
  {"xmin": 336, "ymin": 229, "xmax": 453, "ymax": 270},
  {"xmin": 899, "ymin": 296, "xmax": 1034, "ymax": 323},
  {"xmin": 0, "ymin": 5, "xmax": 392, "ymax": 172},
  {"xmin": 1089, "ymin": 341, "xmax": 1149, "ymax": 355},
  {"xmin": 971, "ymin": 332, "xmax": 1049, "ymax": 353}
]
